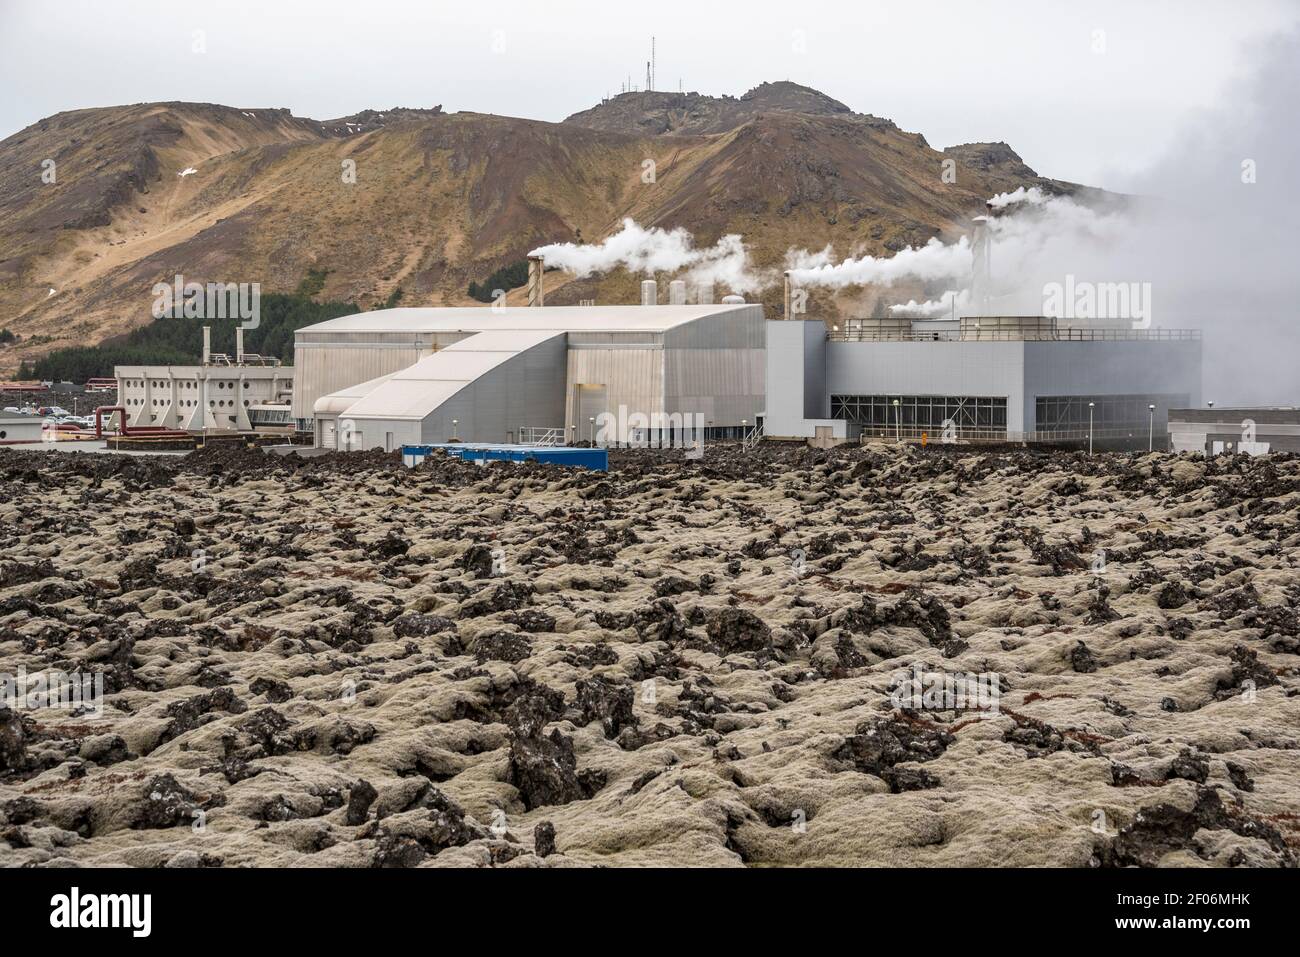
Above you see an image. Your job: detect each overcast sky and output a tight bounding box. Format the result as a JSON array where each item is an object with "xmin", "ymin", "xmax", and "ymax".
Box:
[{"xmin": 0, "ymin": 0, "xmax": 1296, "ymax": 187}]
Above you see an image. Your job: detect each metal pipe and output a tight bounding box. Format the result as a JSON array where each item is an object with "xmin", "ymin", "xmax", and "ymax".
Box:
[{"xmin": 527, "ymin": 256, "xmax": 545, "ymax": 307}]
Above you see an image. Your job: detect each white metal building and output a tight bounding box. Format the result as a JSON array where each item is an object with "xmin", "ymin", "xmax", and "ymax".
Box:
[
  {"xmin": 116, "ymin": 327, "xmax": 293, "ymax": 432},
  {"xmin": 294, "ymin": 303, "xmax": 766, "ymax": 450}
]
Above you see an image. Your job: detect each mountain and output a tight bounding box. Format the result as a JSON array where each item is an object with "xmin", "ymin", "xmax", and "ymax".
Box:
[
  {"xmin": 0, "ymin": 84, "xmax": 1091, "ymax": 374},
  {"xmin": 562, "ymin": 80, "xmax": 859, "ymax": 135}
]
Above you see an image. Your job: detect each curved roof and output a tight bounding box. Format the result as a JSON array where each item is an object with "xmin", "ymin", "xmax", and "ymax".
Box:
[
  {"xmin": 317, "ymin": 329, "xmax": 565, "ymax": 422},
  {"xmin": 297, "ymin": 303, "xmax": 754, "ymax": 335}
]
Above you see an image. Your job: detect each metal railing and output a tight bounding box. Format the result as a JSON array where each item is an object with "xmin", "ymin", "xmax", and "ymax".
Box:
[
  {"xmin": 856, "ymin": 425, "xmax": 1162, "ymax": 444},
  {"xmin": 519, "ymin": 426, "xmax": 564, "ymax": 447},
  {"xmin": 741, "ymin": 422, "xmax": 764, "ymax": 450},
  {"xmin": 828, "ymin": 328, "xmax": 1201, "ymax": 343}
]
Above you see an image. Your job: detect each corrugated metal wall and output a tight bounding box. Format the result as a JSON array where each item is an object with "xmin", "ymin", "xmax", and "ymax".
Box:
[{"xmin": 291, "ymin": 331, "xmax": 474, "ymax": 420}]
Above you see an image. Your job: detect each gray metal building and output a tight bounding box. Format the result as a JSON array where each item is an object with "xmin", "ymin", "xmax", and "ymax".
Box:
[
  {"xmin": 764, "ymin": 316, "xmax": 1202, "ymax": 449},
  {"xmin": 1168, "ymin": 408, "xmax": 1300, "ymax": 455},
  {"xmin": 294, "ymin": 303, "xmax": 765, "ymax": 450}
]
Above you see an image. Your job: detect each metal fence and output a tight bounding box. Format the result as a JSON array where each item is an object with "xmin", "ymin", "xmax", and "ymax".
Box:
[
  {"xmin": 518, "ymin": 426, "xmax": 565, "ymax": 447},
  {"xmin": 828, "ymin": 328, "xmax": 1201, "ymax": 343},
  {"xmin": 856, "ymin": 426, "xmax": 1163, "ymax": 445}
]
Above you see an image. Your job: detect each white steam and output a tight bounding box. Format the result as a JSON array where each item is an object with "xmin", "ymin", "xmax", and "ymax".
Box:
[
  {"xmin": 787, "ymin": 236, "xmax": 973, "ymax": 289},
  {"xmin": 529, "ymin": 218, "xmax": 764, "ymax": 294},
  {"xmin": 890, "ymin": 289, "xmax": 970, "ymax": 319}
]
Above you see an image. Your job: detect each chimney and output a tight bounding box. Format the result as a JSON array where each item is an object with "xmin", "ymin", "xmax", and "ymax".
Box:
[
  {"xmin": 695, "ymin": 281, "xmax": 714, "ymax": 306},
  {"xmin": 640, "ymin": 279, "xmax": 658, "ymax": 306},
  {"xmin": 527, "ymin": 256, "xmax": 545, "ymax": 307},
  {"xmin": 783, "ymin": 271, "xmax": 793, "ymax": 319},
  {"xmin": 668, "ymin": 280, "xmax": 687, "ymax": 305},
  {"xmin": 202, "ymin": 326, "xmax": 211, "ymax": 365},
  {"xmin": 235, "ymin": 327, "xmax": 244, "ymax": 364}
]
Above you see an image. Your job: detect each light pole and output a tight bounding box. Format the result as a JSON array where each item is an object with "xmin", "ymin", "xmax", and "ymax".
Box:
[
  {"xmin": 1088, "ymin": 402, "xmax": 1095, "ymax": 454},
  {"xmin": 588, "ymin": 416, "xmax": 595, "ymax": 446},
  {"xmin": 451, "ymin": 418, "xmax": 458, "ymax": 441},
  {"xmin": 741, "ymin": 418, "xmax": 748, "ymax": 448},
  {"xmin": 1148, "ymin": 403, "xmax": 1155, "ymax": 452},
  {"xmin": 893, "ymin": 399, "xmax": 901, "ymax": 442}
]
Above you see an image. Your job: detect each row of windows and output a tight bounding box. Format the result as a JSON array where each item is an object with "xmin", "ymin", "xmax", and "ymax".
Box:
[
  {"xmin": 831, "ymin": 395, "xmax": 1009, "ymax": 430},
  {"xmin": 125, "ymin": 398, "xmax": 249, "ymax": 408},
  {"xmin": 123, "ymin": 379, "xmax": 250, "ymax": 390}
]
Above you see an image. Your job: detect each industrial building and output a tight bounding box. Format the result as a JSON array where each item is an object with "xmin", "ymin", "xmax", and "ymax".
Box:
[
  {"xmin": 115, "ymin": 327, "xmax": 294, "ymax": 432},
  {"xmin": 294, "ymin": 270, "xmax": 764, "ymax": 450},
  {"xmin": 1168, "ymin": 407, "xmax": 1300, "ymax": 455},
  {"xmin": 763, "ymin": 314, "xmax": 1203, "ymax": 449},
  {"xmin": 284, "ymin": 254, "xmax": 1205, "ymax": 453}
]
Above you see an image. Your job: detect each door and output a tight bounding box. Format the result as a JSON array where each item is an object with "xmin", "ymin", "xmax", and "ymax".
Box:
[{"xmin": 575, "ymin": 384, "xmax": 608, "ymax": 445}]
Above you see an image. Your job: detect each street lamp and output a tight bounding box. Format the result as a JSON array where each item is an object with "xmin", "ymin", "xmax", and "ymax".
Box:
[
  {"xmin": 892, "ymin": 399, "xmax": 901, "ymax": 442},
  {"xmin": 588, "ymin": 416, "xmax": 595, "ymax": 446},
  {"xmin": 451, "ymin": 418, "xmax": 458, "ymax": 440},
  {"xmin": 741, "ymin": 418, "xmax": 748, "ymax": 447},
  {"xmin": 1148, "ymin": 403, "xmax": 1155, "ymax": 452},
  {"xmin": 1088, "ymin": 402, "xmax": 1095, "ymax": 455}
]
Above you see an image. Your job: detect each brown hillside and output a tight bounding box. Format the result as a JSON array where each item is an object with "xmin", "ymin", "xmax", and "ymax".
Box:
[{"xmin": 0, "ymin": 86, "xmax": 1091, "ymax": 373}]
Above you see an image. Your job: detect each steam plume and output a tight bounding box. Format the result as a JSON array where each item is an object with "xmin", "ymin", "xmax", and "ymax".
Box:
[{"xmin": 530, "ymin": 219, "xmax": 764, "ymax": 294}]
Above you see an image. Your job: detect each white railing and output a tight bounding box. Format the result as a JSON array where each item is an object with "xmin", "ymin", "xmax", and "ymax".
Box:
[
  {"xmin": 856, "ymin": 426, "xmax": 1163, "ymax": 445},
  {"xmin": 519, "ymin": 426, "xmax": 564, "ymax": 447},
  {"xmin": 741, "ymin": 422, "xmax": 764, "ymax": 450}
]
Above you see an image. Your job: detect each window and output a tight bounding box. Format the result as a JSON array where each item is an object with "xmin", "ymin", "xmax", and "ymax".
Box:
[
  {"xmin": 832, "ymin": 394, "xmax": 1008, "ymax": 435},
  {"xmin": 1034, "ymin": 394, "xmax": 1188, "ymax": 434}
]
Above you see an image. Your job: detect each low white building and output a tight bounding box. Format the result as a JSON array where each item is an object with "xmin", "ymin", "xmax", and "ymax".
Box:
[
  {"xmin": 115, "ymin": 327, "xmax": 293, "ymax": 432},
  {"xmin": 0, "ymin": 415, "xmax": 44, "ymax": 444}
]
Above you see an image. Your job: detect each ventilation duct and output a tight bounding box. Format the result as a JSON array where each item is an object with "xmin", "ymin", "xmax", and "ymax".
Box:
[{"xmin": 527, "ymin": 256, "xmax": 545, "ymax": 307}]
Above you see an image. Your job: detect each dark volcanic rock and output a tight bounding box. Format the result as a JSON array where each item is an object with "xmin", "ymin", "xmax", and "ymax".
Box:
[
  {"xmin": 470, "ymin": 630, "xmax": 533, "ymax": 664},
  {"xmin": 706, "ymin": 608, "xmax": 773, "ymax": 654},
  {"xmin": 347, "ymin": 780, "xmax": 379, "ymax": 825},
  {"xmin": 508, "ymin": 728, "xmax": 606, "ymax": 810},
  {"xmin": 574, "ymin": 676, "xmax": 636, "ymax": 738},
  {"xmin": 832, "ymin": 715, "xmax": 953, "ymax": 791},
  {"xmin": 534, "ymin": 820, "xmax": 557, "ymax": 857},
  {"xmin": 1100, "ymin": 788, "xmax": 1293, "ymax": 867}
]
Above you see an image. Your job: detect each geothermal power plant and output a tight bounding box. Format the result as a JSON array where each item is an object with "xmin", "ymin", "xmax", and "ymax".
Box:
[{"xmin": 266, "ymin": 256, "xmax": 1205, "ymax": 453}]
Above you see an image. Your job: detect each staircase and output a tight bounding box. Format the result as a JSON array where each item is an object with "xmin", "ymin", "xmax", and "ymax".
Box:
[{"xmin": 519, "ymin": 426, "xmax": 564, "ymax": 447}]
